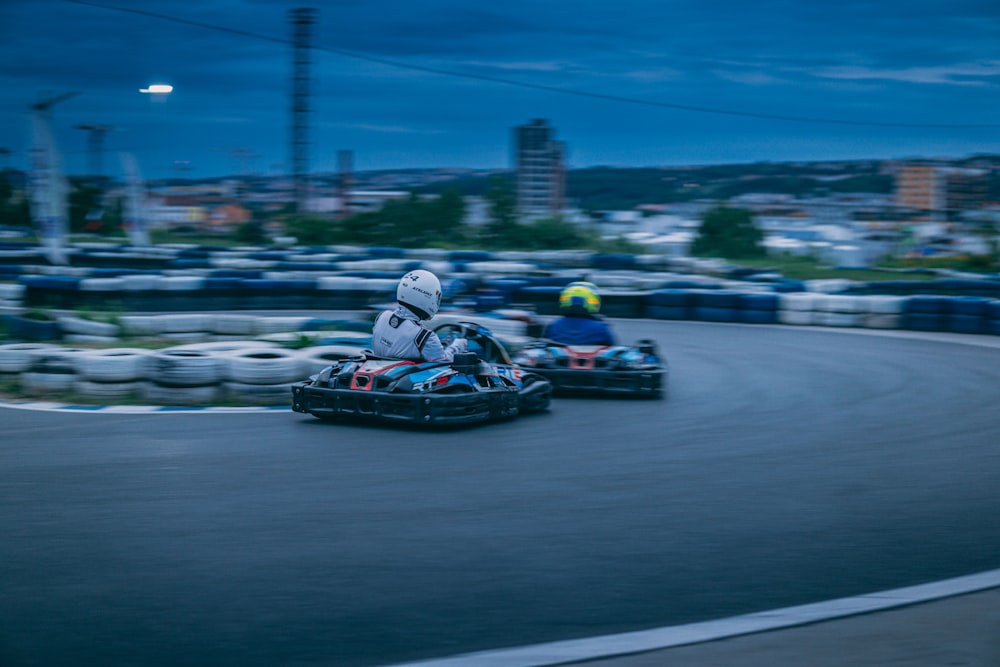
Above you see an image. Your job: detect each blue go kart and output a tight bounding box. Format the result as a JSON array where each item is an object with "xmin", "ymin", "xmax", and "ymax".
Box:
[
  {"xmin": 291, "ymin": 322, "xmax": 552, "ymax": 426},
  {"xmin": 511, "ymin": 337, "xmax": 666, "ymax": 397}
]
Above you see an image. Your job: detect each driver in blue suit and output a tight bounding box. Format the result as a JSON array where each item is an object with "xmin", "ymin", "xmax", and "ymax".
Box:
[{"xmin": 543, "ymin": 281, "xmax": 617, "ymax": 346}]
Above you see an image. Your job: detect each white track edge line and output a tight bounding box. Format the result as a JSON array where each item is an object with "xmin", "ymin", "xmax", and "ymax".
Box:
[
  {"xmin": 0, "ymin": 401, "xmax": 285, "ymax": 413},
  {"xmin": 383, "ymin": 569, "xmax": 1000, "ymax": 667}
]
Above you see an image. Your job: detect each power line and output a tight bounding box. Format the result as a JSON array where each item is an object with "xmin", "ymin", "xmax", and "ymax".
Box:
[{"xmin": 63, "ymin": 0, "xmax": 1000, "ymax": 130}]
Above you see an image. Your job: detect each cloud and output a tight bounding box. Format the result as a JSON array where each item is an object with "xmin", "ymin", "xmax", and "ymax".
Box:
[
  {"xmin": 456, "ymin": 60, "xmax": 567, "ymax": 72},
  {"xmin": 342, "ymin": 123, "xmax": 446, "ymax": 135},
  {"xmin": 622, "ymin": 68, "xmax": 684, "ymax": 83},
  {"xmin": 712, "ymin": 70, "xmax": 784, "ymax": 86},
  {"xmin": 814, "ymin": 61, "xmax": 1000, "ymax": 86}
]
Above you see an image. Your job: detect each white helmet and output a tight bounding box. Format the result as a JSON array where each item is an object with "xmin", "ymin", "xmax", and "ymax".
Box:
[{"xmin": 396, "ymin": 270, "xmax": 442, "ymax": 320}]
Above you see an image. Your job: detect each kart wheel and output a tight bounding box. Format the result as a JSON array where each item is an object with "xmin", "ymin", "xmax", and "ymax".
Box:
[
  {"xmin": 636, "ymin": 339, "xmax": 659, "ymax": 355},
  {"xmin": 519, "ymin": 374, "xmax": 551, "ymax": 413}
]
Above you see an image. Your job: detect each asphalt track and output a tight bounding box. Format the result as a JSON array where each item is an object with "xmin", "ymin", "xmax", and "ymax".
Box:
[{"xmin": 2, "ymin": 320, "xmax": 999, "ymax": 667}]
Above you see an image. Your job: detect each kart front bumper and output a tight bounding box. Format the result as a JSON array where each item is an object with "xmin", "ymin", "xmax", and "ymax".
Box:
[{"xmin": 531, "ymin": 367, "xmax": 664, "ymax": 396}]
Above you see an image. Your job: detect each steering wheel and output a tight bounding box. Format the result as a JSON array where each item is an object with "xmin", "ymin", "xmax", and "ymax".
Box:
[
  {"xmin": 433, "ymin": 322, "xmax": 509, "ymax": 364},
  {"xmin": 434, "ymin": 321, "xmax": 484, "ymax": 348}
]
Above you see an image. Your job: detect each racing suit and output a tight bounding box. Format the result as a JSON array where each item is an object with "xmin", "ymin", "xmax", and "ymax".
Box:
[
  {"xmin": 543, "ymin": 314, "xmax": 617, "ymax": 346},
  {"xmin": 372, "ymin": 306, "xmax": 467, "ymax": 362}
]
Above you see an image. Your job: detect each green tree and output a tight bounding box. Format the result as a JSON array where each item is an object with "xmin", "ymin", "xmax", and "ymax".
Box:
[
  {"xmin": 336, "ymin": 192, "xmax": 468, "ymax": 248},
  {"xmin": 236, "ymin": 220, "xmax": 267, "ymax": 245},
  {"xmin": 691, "ymin": 206, "xmax": 765, "ymax": 259},
  {"xmin": 0, "ymin": 171, "xmax": 31, "ymax": 229},
  {"xmin": 429, "ymin": 189, "xmax": 466, "ymax": 240},
  {"xmin": 482, "ymin": 176, "xmax": 517, "ymax": 246},
  {"xmin": 285, "ymin": 215, "xmax": 334, "ymax": 245},
  {"xmin": 68, "ymin": 178, "xmax": 105, "ymax": 234}
]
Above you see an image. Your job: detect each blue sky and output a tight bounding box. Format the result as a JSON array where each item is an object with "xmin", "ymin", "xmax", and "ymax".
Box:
[{"xmin": 2, "ymin": 0, "xmax": 1000, "ymax": 179}]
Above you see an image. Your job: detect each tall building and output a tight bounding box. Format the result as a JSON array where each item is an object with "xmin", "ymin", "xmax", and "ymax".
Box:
[
  {"xmin": 895, "ymin": 161, "xmax": 989, "ymax": 222},
  {"xmin": 513, "ymin": 119, "xmax": 566, "ymax": 220}
]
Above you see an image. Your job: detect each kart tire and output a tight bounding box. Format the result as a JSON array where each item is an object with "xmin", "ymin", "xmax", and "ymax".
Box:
[
  {"xmin": 141, "ymin": 382, "xmax": 222, "ymax": 405},
  {"xmin": 77, "ymin": 348, "xmax": 152, "ymax": 383},
  {"xmin": 0, "ymin": 343, "xmax": 57, "ymax": 373},
  {"xmin": 146, "ymin": 349, "xmax": 223, "ymax": 388},
  {"xmin": 74, "ymin": 380, "xmax": 143, "ymax": 401},
  {"xmin": 22, "ymin": 371, "xmax": 76, "ymax": 393},
  {"xmin": 519, "ymin": 373, "xmax": 551, "ymax": 413},
  {"xmin": 223, "ymin": 381, "xmax": 295, "ymax": 406},
  {"xmin": 223, "ymin": 348, "xmax": 303, "ymax": 385}
]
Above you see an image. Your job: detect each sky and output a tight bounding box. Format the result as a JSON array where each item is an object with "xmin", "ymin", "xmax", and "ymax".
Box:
[{"xmin": 2, "ymin": 0, "xmax": 1000, "ymax": 180}]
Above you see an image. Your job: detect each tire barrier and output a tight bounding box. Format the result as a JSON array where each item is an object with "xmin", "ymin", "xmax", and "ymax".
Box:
[
  {"xmin": 76, "ymin": 348, "xmax": 152, "ymax": 383},
  {"xmin": 692, "ymin": 290, "xmax": 743, "ymax": 323},
  {"xmin": 0, "ymin": 282, "xmax": 24, "ymax": 310},
  {"xmin": 27, "ymin": 346, "xmax": 89, "ymax": 371},
  {"xmin": 21, "ymin": 370, "xmax": 77, "ymax": 393},
  {"xmin": 9, "ymin": 285, "xmax": 1000, "ymax": 350},
  {"xmin": 739, "ymin": 293, "xmax": 780, "ymax": 325},
  {"xmin": 6, "ymin": 245, "xmax": 1000, "ymax": 343},
  {"xmin": 221, "ymin": 348, "xmax": 303, "ymax": 385},
  {"xmin": 146, "ymin": 349, "xmax": 223, "ymax": 388},
  {"xmin": 258, "ymin": 331, "xmax": 373, "ymax": 348},
  {"xmin": 212, "ymin": 314, "xmax": 259, "ymax": 336},
  {"xmin": 166, "ymin": 341, "xmax": 282, "ymax": 354},
  {"xmin": 0, "ymin": 343, "xmax": 58, "ymax": 373},
  {"xmin": 5, "ymin": 315, "xmax": 61, "ymax": 341},
  {"xmin": 863, "ymin": 295, "xmax": 906, "ymax": 329},
  {"xmin": 56, "ymin": 315, "xmax": 120, "ymax": 338},
  {"xmin": 644, "ymin": 289, "xmax": 692, "ymax": 321},
  {"xmin": 778, "ymin": 293, "xmax": 816, "ymax": 326},
  {"xmin": 813, "ymin": 295, "xmax": 865, "ymax": 328},
  {"xmin": 72, "ymin": 380, "xmax": 143, "ymax": 401},
  {"xmin": 221, "ymin": 381, "xmax": 295, "ymax": 405},
  {"xmin": 19, "ymin": 347, "xmax": 90, "ymax": 395},
  {"xmin": 140, "ymin": 382, "xmax": 223, "ymax": 406}
]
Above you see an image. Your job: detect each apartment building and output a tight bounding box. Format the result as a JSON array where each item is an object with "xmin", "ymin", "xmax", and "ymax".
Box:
[
  {"xmin": 895, "ymin": 161, "xmax": 989, "ymax": 221},
  {"xmin": 513, "ymin": 119, "xmax": 566, "ymax": 221}
]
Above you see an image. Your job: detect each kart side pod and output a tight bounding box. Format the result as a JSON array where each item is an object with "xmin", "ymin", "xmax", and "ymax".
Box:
[{"xmin": 451, "ymin": 351, "xmax": 481, "ymax": 374}]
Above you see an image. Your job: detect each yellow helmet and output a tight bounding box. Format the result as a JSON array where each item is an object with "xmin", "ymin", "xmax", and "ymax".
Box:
[{"xmin": 559, "ymin": 281, "xmax": 601, "ymax": 314}]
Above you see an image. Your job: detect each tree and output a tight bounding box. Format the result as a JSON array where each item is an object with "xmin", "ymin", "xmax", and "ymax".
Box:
[
  {"xmin": 482, "ymin": 176, "xmax": 517, "ymax": 246},
  {"xmin": 236, "ymin": 220, "xmax": 267, "ymax": 245},
  {"xmin": 329, "ymin": 191, "xmax": 470, "ymax": 248},
  {"xmin": 68, "ymin": 178, "xmax": 104, "ymax": 234},
  {"xmin": 691, "ymin": 206, "xmax": 765, "ymax": 259},
  {"xmin": 0, "ymin": 171, "xmax": 31, "ymax": 229},
  {"xmin": 284, "ymin": 215, "xmax": 334, "ymax": 245}
]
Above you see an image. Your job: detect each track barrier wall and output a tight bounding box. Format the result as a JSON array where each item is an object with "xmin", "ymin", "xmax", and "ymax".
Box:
[{"xmin": 3, "ymin": 245, "xmax": 1000, "ymax": 344}]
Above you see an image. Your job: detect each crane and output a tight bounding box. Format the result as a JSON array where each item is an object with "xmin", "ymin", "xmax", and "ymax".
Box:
[{"xmin": 30, "ymin": 91, "xmax": 80, "ymax": 117}]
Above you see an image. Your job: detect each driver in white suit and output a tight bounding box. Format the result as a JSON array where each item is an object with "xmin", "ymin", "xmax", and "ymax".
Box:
[{"xmin": 372, "ymin": 270, "xmax": 467, "ymax": 362}]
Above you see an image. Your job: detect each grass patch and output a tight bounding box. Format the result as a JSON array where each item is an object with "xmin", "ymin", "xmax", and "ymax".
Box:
[{"xmin": 732, "ymin": 255, "xmax": 940, "ymax": 282}]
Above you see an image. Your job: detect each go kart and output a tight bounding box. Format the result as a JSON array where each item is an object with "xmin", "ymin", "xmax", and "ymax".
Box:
[
  {"xmin": 511, "ymin": 337, "xmax": 666, "ymax": 397},
  {"xmin": 291, "ymin": 322, "xmax": 551, "ymax": 426}
]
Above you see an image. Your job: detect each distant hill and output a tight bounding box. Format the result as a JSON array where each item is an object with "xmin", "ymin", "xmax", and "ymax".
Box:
[
  {"xmin": 412, "ymin": 155, "xmax": 1000, "ymax": 212},
  {"xmin": 414, "ymin": 161, "xmax": 895, "ymax": 212}
]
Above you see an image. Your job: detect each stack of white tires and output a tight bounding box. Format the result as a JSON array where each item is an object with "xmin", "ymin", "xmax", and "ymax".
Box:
[
  {"xmin": 220, "ymin": 347, "xmax": 304, "ymax": 405},
  {"xmin": 142, "ymin": 348, "xmax": 225, "ymax": 404},
  {"xmin": 75, "ymin": 348, "xmax": 152, "ymax": 400}
]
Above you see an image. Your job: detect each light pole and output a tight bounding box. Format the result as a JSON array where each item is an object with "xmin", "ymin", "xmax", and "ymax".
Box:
[{"xmin": 75, "ymin": 124, "xmax": 112, "ymax": 177}]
